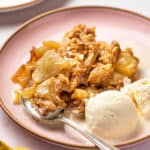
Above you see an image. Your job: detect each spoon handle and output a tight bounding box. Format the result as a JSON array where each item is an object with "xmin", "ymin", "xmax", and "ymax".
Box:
[{"xmin": 59, "ymin": 117, "xmax": 119, "ymax": 150}]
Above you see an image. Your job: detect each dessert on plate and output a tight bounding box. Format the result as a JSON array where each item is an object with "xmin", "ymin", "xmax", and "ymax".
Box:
[{"xmin": 12, "ymin": 24, "xmax": 146, "ymax": 140}]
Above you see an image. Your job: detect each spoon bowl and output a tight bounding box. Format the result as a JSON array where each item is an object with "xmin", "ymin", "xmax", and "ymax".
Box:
[{"xmin": 21, "ymin": 97, "xmax": 64, "ymax": 120}]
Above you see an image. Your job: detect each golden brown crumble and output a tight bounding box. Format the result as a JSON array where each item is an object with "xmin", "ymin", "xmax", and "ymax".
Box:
[{"xmin": 12, "ymin": 24, "xmax": 139, "ymax": 115}]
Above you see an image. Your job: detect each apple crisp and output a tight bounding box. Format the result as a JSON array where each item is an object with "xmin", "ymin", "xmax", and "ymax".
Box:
[{"xmin": 12, "ymin": 24, "xmax": 139, "ymax": 115}]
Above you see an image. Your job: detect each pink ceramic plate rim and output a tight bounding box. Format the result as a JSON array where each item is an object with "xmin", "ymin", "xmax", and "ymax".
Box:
[{"xmin": 0, "ymin": 6, "xmax": 150, "ymax": 149}]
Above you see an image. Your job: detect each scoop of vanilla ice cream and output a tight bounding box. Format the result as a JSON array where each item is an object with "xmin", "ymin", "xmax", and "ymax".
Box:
[
  {"xmin": 85, "ymin": 90, "xmax": 138, "ymax": 138},
  {"xmin": 122, "ymin": 78, "xmax": 150, "ymax": 118}
]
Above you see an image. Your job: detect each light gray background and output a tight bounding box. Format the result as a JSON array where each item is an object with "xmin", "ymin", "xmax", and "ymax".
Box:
[{"xmin": 0, "ymin": 0, "xmax": 150, "ymax": 149}]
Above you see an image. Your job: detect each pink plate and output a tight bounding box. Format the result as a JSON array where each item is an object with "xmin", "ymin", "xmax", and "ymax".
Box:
[{"xmin": 0, "ymin": 6, "xmax": 150, "ymax": 149}]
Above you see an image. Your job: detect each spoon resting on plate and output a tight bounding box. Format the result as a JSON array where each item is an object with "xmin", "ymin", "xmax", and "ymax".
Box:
[{"xmin": 21, "ymin": 97, "xmax": 120, "ymax": 150}]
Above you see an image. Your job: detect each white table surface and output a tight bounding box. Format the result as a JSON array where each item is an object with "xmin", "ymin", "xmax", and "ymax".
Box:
[{"xmin": 0, "ymin": 0, "xmax": 150, "ymax": 149}]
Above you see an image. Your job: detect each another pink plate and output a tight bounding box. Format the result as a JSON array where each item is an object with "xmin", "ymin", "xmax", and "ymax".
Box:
[{"xmin": 0, "ymin": 6, "xmax": 150, "ymax": 149}]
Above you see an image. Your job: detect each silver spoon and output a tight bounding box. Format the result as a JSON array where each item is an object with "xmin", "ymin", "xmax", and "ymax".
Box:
[{"xmin": 21, "ymin": 97, "xmax": 120, "ymax": 150}]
